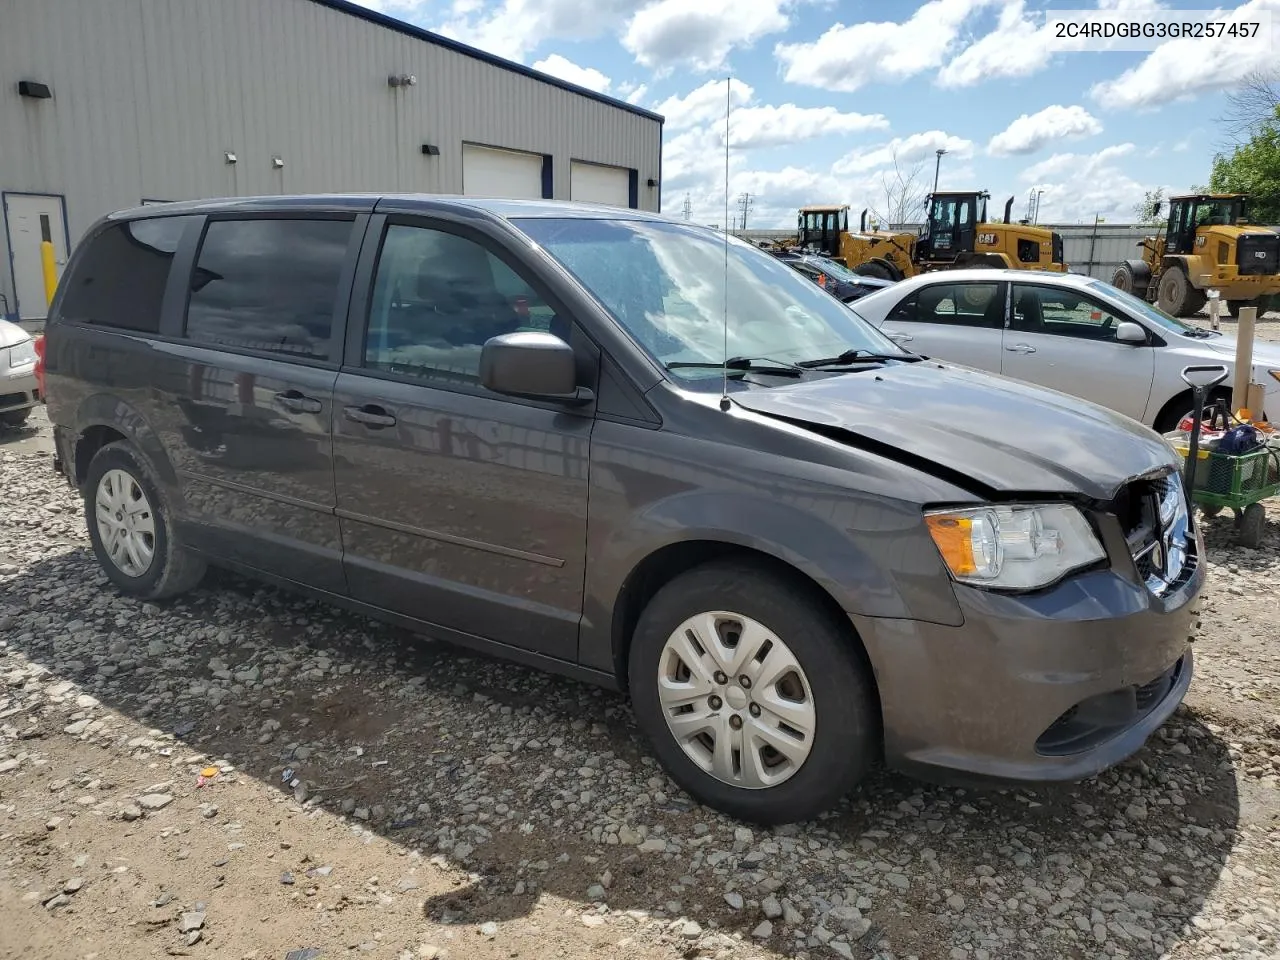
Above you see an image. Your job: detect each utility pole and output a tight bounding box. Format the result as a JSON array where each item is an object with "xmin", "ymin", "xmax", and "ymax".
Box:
[
  {"xmin": 737, "ymin": 192, "xmax": 753, "ymax": 230},
  {"xmin": 681, "ymin": 193, "xmax": 691, "ymax": 221}
]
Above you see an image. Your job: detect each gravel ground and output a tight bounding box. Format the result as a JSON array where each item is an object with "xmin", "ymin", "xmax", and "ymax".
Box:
[{"xmin": 3, "ymin": 395, "xmax": 1280, "ymax": 960}]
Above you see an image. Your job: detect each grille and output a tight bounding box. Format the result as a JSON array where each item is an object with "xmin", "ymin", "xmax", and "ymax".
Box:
[
  {"xmin": 1118, "ymin": 472, "xmax": 1195, "ymax": 596},
  {"xmin": 1236, "ymin": 233, "xmax": 1279, "ymax": 276}
]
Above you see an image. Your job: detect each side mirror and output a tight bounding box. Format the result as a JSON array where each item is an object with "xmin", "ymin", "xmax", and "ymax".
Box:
[
  {"xmin": 479, "ymin": 331, "xmax": 593, "ymax": 404},
  {"xmin": 1114, "ymin": 321, "xmax": 1147, "ymax": 344},
  {"xmin": 1150, "ymin": 200, "xmax": 1162, "ymax": 218},
  {"xmin": 1179, "ymin": 363, "xmax": 1229, "ymax": 390}
]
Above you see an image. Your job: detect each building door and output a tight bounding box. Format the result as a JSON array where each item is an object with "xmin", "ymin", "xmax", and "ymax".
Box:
[
  {"xmin": 461, "ymin": 144, "xmax": 546, "ymax": 199},
  {"xmin": 570, "ymin": 161, "xmax": 631, "ymax": 207},
  {"xmin": 3, "ymin": 193, "xmax": 69, "ymax": 321}
]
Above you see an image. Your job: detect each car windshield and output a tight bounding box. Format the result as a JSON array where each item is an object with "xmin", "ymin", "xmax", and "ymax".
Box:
[
  {"xmin": 1085, "ymin": 279, "xmax": 1202, "ymax": 335},
  {"xmin": 512, "ymin": 217, "xmax": 911, "ymax": 380},
  {"xmin": 801, "ymin": 257, "xmax": 862, "ymax": 282}
]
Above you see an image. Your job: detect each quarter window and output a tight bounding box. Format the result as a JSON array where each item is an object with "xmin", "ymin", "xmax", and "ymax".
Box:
[
  {"xmin": 1011, "ymin": 285, "xmax": 1129, "ymax": 341},
  {"xmin": 363, "ymin": 224, "xmax": 561, "ymax": 383},
  {"xmin": 888, "ymin": 282, "xmax": 1003, "ymax": 328},
  {"xmin": 185, "ymin": 218, "xmax": 353, "ymax": 360},
  {"xmin": 59, "ymin": 216, "xmax": 195, "ymax": 333}
]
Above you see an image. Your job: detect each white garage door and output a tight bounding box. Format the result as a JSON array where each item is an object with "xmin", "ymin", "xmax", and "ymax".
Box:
[
  {"xmin": 570, "ymin": 161, "xmax": 631, "ymax": 207},
  {"xmin": 462, "ymin": 144, "xmax": 544, "ymax": 199}
]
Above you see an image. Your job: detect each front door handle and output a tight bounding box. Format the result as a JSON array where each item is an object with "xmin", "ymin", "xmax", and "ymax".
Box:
[
  {"xmin": 274, "ymin": 390, "xmax": 323, "ymax": 414},
  {"xmin": 1004, "ymin": 343, "xmax": 1036, "ymax": 354},
  {"xmin": 344, "ymin": 404, "xmax": 397, "ymax": 428}
]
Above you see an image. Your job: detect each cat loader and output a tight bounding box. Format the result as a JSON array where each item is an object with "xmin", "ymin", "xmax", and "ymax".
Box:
[
  {"xmin": 788, "ymin": 191, "xmax": 1067, "ymax": 280},
  {"xmin": 1111, "ymin": 193, "xmax": 1280, "ymax": 317}
]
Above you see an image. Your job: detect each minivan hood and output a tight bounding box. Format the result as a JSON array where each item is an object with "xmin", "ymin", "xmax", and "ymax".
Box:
[{"xmin": 731, "ymin": 361, "xmax": 1178, "ymax": 500}]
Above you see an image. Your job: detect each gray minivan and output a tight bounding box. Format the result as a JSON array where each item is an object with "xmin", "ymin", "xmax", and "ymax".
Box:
[{"xmin": 43, "ymin": 195, "xmax": 1203, "ymax": 824}]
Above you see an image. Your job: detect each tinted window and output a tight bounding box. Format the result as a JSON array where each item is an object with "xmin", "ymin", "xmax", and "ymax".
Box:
[
  {"xmin": 889, "ymin": 282, "xmax": 1002, "ymax": 328},
  {"xmin": 363, "ymin": 224, "xmax": 561, "ymax": 383},
  {"xmin": 59, "ymin": 216, "xmax": 194, "ymax": 332},
  {"xmin": 1012, "ymin": 284, "xmax": 1128, "ymax": 341},
  {"xmin": 185, "ymin": 218, "xmax": 352, "ymax": 360}
]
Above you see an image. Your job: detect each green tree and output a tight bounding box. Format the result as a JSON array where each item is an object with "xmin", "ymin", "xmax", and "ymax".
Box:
[
  {"xmin": 1209, "ymin": 120, "xmax": 1280, "ymax": 225},
  {"xmin": 1133, "ymin": 188, "xmax": 1166, "ymax": 225}
]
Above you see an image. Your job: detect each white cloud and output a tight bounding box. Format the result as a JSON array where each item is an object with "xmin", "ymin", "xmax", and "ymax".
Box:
[
  {"xmin": 987, "ymin": 105, "xmax": 1102, "ymax": 156},
  {"xmin": 937, "ymin": 0, "xmax": 1169, "ymax": 88},
  {"xmin": 833, "ymin": 131, "xmax": 974, "ymax": 175},
  {"xmin": 656, "ymin": 79, "xmax": 756, "ymax": 130},
  {"xmin": 1089, "ymin": 0, "xmax": 1280, "ymax": 110},
  {"xmin": 1011, "ymin": 144, "xmax": 1159, "ymax": 222},
  {"xmin": 774, "ymin": 0, "xmax": 998, "ymax": 93},
  {"xmin": 622, "ymin": 0, "xmax": 791, "ymax": 72},
  {"xmin": 616, "ymin": 80, "xmax": 650, "ymax": 104},
  {"xmin": 730, "ymin": 105, "xmax": 889, "ymax": 149},
  {"xmin": 531, "ymin": 53, "xmax": 611, "ymax": 92},
  {"xmin": 434, "ymin": 0, "xmax": 651, "ymax": 62}
]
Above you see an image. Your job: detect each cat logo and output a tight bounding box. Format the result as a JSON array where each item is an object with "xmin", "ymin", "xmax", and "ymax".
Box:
[{"xmin": 977, "ymin": 232, "xmax": 997, "ymax": 245}]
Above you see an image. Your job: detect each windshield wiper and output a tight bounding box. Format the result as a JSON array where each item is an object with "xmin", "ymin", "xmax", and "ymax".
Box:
[
  {"xmin": 665, "ymin": 356, "xmax": 805, "ymax": 377},
  {"xmin": 796, "ymin": 348, "xmax": 918, "ymax": 368},
  {"xmin": 1182, "ymin": 328, "xmax": 1216, "ymax": 338}
]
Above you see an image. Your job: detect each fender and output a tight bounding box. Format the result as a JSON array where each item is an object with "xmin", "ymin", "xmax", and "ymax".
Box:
[
  {"xmin": 578, "ymin": 489, "xmax": 965, "ymax": 676},
  {"xmin": 71, "ymin": 392, "xmax": 186, "ymax": 509}
]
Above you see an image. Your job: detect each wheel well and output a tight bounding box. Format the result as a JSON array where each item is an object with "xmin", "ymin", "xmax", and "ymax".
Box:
[
  {"xmin": 610, "ymin": 541, "xmax": 879, "ymax": 704},
  {"xmin": 1152, "ymin": 386, "xmax": 1233, "ymax": 433},
  {"xmin": 73, "ymin": 425, "xmax": 127, "ymax": 487}
]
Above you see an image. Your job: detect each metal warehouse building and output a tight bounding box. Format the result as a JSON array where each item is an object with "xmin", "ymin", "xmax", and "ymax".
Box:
[{"xmin": 0, "ymin": 0, "xmax": 664, "ymax": 322}]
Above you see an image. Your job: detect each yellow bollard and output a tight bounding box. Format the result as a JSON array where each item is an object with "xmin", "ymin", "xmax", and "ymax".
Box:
[{"xmin": 40, "ymin": 240, "xmax": 58, "ymax": 306}]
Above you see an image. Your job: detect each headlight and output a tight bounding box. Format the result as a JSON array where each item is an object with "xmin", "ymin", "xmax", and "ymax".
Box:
[
  {"xmin": 6, "ymin": 340, "xmax": 36, "ymax": 369},
  {"xmin": 924, "ymin": 503, "xmax": 1105, "ymax": 590}
]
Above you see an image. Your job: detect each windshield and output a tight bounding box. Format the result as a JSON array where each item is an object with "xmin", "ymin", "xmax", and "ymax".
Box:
[
  {"xmin": 1192, "ymin": 198, "xmax": 1244, "ymax": 226},
  {"xmin": 801, "ymin": 257, "xmax": 861, "ymax": 282},
  {"xmin": 512, "ymin": 217, "xmax": 911, "ymax": 380},
  {"xmin": 1086, "ymin": 279, "xmax": 1202, "ymax": 335}
]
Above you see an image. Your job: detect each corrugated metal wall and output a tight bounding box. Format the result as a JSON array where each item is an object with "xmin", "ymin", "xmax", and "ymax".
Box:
[{"xmin": 0, "ymin": 0, "xmax": 663, "ymax": 316}]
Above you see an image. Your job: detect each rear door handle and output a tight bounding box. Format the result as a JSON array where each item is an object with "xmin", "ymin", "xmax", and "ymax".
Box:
[
  {"xmin": 274, "ymin": 390, "xmax": 323, "ymax": 414},
  {"xmin": 1004, "ymin": 343, "xmax": 1036, "ymax": 354},
  {"xmin": 343, "ymin": 404, "xmax": 397, "ymax": 428}
]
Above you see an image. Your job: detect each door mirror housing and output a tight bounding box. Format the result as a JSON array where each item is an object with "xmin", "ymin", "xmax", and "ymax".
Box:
[
  {"xmin": 480, "ymin": 331, "xmax": 593, "ymax": 404},
  {"xmin": 1114, "ymin": 321, "xmax": 1147, "ymax": 344}
]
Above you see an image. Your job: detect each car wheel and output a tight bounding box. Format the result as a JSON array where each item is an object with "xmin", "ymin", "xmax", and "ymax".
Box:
[
  {"xmin": 84, "ymin": 441, "xmax": 206, "ymax": 600},
  {"xmin": 0, "ymin": 408, "xmax": 32, "ymax": 427},
  {"xmin": 1238, "ymin": 503, "xmax": 1267, "ymax": 549},
  {"xmin": 628, "ymin": 560, "xmax": 877, "ymax": 825}
]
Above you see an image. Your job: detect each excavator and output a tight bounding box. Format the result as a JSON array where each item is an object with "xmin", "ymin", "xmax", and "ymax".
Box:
[
  {"xmin": 781, "ymin": 191, "xmax": 1067, "ymax": 280},
  {"xmin": 1110, "ymin": 193, "xmax": 1280, "ymax": 317}
]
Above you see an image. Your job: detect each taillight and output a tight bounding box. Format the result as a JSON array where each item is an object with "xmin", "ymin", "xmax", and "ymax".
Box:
[{"xmin": 34, "ymin": 334, "xmax": 46, "ymax": 399}]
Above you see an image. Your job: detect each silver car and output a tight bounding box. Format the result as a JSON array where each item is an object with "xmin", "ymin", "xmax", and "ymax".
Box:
[{"xmin": 1, "ymin": 318, "xmax": 40, "ymax": 426}]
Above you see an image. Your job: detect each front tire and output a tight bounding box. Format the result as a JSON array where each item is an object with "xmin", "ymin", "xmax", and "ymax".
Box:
[
  {"xmin": 83, "ymin": 441, "xmax": 206, "ymax": 600},
  {"xmin": 628, "ymin": 560, "xmax": 877, "ymax": 825},
  {"xmin": 1156, "ymin": 266, "xmax": 1206, "ymax": 317}
]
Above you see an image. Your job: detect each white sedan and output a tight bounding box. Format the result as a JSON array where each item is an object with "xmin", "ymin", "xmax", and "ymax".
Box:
[
  {"xmin": 848, "ymin": 268, "xmax": 1280, "ymax": 432},
  {"xmin": 1, "ymin": 318, "xmax": 40, "ymax": 427}
]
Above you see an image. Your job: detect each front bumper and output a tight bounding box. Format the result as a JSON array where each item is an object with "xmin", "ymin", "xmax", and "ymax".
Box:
[
  {"xmin": 855, "ymin": 559, "xmax": 1203, "ymax": 785},
  {"xmin": 1, "ymin": 363, "xmax": 39, "ymax": 413}
]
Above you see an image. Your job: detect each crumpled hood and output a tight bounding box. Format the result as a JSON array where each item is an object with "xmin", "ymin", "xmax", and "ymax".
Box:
[{"xmin": 731, "ymin": 361, "xmax": 1179, "ymax": 500}]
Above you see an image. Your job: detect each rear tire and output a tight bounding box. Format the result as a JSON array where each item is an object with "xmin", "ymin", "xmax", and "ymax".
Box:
[
  {"xmin": 854, "ymin": 259, "xmax": 896, "ymax": 281},
  {"xmin": 628, "ymin": 560, "xmax": 877, "ymax": 825},
  {"xmin": 83, "ymin": 441, "xmax": 206, "ymax": 600},
  {"xmin": 1228, "ymin": 299, "xmax": 1253, "ymax": 318},
  {"xmin": 1156, "ymin": 266, "xmax": 1205, "ymax": 317},
  {"xmin": 1111, "ymin": 263, "xmax": 1136, "ymax": 294}
]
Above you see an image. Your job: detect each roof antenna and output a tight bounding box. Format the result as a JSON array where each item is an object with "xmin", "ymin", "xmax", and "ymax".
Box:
[{"xmin": 719, "ymin": 75, "xmax": 732, "ymax": 413}]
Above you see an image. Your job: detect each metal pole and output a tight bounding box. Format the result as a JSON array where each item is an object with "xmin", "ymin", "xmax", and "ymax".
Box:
[
  {"xmin": 933, "ymin": 149, "xmax": 946, "ymax": 194},
  {"xmin": 41, "ymin": 240, "xmax": 58, "ymax": 306},
  {"xmin": 1087, "ymin": 213, "xmax": 1100, "ymax": 278}
]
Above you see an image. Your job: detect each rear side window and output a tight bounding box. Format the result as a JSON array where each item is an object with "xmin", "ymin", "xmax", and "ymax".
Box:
[
  {"xmin": 58, "ymin": 216, "xmax": 194, "ymax": 333},
  {"xmin": 185, "ymin": 218, "xmax": 353, "ymax": 360}
]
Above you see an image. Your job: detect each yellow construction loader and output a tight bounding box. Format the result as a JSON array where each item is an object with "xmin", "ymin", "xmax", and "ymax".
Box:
[
  {"xmin": 1111, "ymin": 193, "xmax": 1280, "ymax": 317},
  {"xmin": 785, "ymin": 191, "xmax": 1067, "ymax": 280}
]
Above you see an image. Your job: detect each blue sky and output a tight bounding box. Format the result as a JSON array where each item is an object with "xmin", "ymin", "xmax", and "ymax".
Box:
[{"xmin": 355, "ymin": 0, "xmax": 1279, "ymax": 227}]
